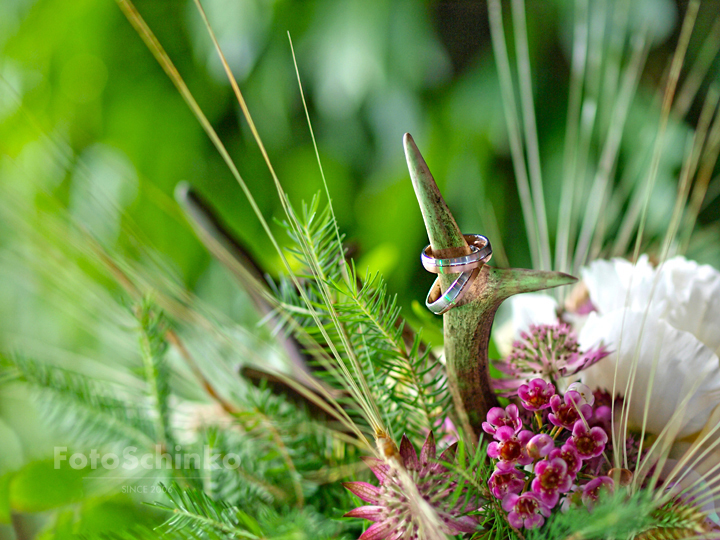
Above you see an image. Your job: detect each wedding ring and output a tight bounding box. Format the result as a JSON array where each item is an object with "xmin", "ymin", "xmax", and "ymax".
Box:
[
  {"xmin": 425, "ymin": 267, "xmax": 479, "ymax": 315},
  {"xmin": 421, "ymin": 234, "xmax": 492, "ymax": 274}
]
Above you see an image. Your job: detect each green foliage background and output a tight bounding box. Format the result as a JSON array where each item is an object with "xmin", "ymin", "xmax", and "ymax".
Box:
[{"xmin": 1, "ymin": 0, "xmax": 719, "ymax": 538}]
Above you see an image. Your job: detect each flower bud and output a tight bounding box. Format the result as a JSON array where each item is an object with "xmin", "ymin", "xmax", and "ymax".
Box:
[
  {"xmin": 526, "ymin": 433, "xmax": 554, "ymax": 459},
  {"xmin": 608, "ymin": 467, "xmax": 633, "ymax": 487},
  {"xmin": 566, "ymin": 382, "xmax": 594, "ymax": 406}
]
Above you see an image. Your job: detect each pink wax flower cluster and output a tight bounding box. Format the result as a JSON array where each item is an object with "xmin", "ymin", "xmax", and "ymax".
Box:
[{"xmin": 484, "ymin": 379, "xmax": 613, "ymax": 530}]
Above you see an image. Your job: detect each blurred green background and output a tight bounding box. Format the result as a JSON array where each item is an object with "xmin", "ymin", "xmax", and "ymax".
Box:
[{"xmin": 1, "ymin": 0, "xmax": 719, "ymax": 537}]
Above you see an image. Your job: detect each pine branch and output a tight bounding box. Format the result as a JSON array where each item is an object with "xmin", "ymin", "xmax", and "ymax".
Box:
[
  {"xmin": 153, "ymin": 482, "xmax": 346, "ymax": 540},
  {"xmin": 336, "ymin": 268, "xmax": 448, "ymax": 437},
  {"xmin": 153, "ymin": 483, "xmax": 261, "ymax": 539},
  {"xmin": 135, "ymin": 300, "xmax": 174, "ymax": 449},
  {"xmin": 0, "ymin": 354, "xmax": 155, "ymax": 447},
  {"xmin": 277, "ymin": 200, "xmax": 453, "ymax": 442}
]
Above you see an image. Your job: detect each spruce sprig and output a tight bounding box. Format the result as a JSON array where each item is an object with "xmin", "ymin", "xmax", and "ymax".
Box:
[
  {"xmin": 152, "ymin": 482, "xmax": 347, "ymax": 540},
  {"xmin": 0, "ymin": 353, "xmax": 155, "ymax": 448},
  {"xmin": 135, "ymin": 300, "xmax": 174, "ymax": 449},
  {"xmin": 275, "ymin": 195, "xmax": 453, "ymax": 443}
]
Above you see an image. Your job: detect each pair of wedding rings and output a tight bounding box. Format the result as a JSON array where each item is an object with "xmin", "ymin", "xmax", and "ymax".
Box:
[{"xmin": 422, "ymin": 234, "xmax": 492, "ymax": 315}]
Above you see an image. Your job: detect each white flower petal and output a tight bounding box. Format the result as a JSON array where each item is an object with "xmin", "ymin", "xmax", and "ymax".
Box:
[
  {"xmin": 581, "ymin": 255, "xmax": 656, "ymax": 315},
  {"xmin": 579, "ymin": 310, "xmax": 720, "ymax": 438},
  {"xmin": 583, "ymin": 256, "xmax": 720, "ymax": 357},
  {"xmin": 654, "ymin": 257, "xmax": 720, "ymax": 356},
  {"xmin": 510, "ymin": 293, "xmax": 558, "ymax": 335}
]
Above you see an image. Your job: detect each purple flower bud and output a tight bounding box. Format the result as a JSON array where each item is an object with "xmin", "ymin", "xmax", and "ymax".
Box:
[
  {"xmin": 566, "ymin": 382, "xmax": 594, "ymax": 405},
  {"xmin": 518, "ymin": 378, "xmax": 555, "ymax": 411},
  {"xmin": 590, "ymin": 405, "xmax": 612, "ymax": 433},
  {"xmin": 526, "ymin": 433, "xmax": 554, "ymax": 459}
]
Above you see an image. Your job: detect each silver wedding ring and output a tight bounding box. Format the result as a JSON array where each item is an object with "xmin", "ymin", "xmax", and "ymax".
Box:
[
  {"xmin": 425, "ymin": 267, "xmax": 480, "ymax": 315},
  {"xmin": 421, "ymin": 234, "xmax": 492, "ymax": 274},
  {"xmin": 421, "ymin": 233, "xmax": 492, "ymax": 315}
]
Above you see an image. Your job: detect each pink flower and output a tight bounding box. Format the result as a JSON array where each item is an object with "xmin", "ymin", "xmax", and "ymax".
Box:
[
  {"xmin": 488, "ymin": 467, "xmax": 525, "ymax": 499},
  {"xmin": 487, "ymin": 427, "xmax": 534, "ymax": 470},
  {"xmin": 549, "ymin": 444, "xmax": 583, "ymax": 477},
  {"xmin": 581, "ymin": 476, "xmax": 614, "ymax": 507},
  {"xmin": 492, "ymin": 323, "xmax": 609, "ymax": 397},
  {"xmin": 482, "ymin": 404, "xmax": 522, "ymax": 437},
  {"xmin": 518, "ymin": 378, "xmax": 555, "ymax": 411},
  {"xmin": 568, "ymin": 420, "xmax": 608, "ymax": 459},
  {"xmin": 548, "ymin": 390, "xmax": 593, "ymax": 430},
  {"xmin": 526, "ymin": 433, "xmax": 554, "ymax": 459},
  {"xmin": 531, "ymin": 457, "xmax": 573, "ymax": 508},
  {"xmin": 502, "ymin": 492, "xmax": 551, "ymax": 530},
  {"xmin": 343, "ymin": 434, "xmax": 481, "ymax": 537}
]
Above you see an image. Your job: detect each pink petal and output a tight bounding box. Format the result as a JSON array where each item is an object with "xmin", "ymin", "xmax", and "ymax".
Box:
[
  {"xmin": 435, "ymin": 442, "xmax": 458, "ymax": 471},
  {"xmin": 438, "ymin": 442, "xmax": 458, "ymax": 463},
  {"xmin": 343, "ymin": 482, "xmax": 381, "ymax": 504},
  {"xmin": 486, "ymin": 407, "xmax": 507, "ymax": 424},
  {"xmin": 420, "ymin": 431, "xmax": 436, "ymax": 466},
  {"xmin": 362, "ymin": 457, "xmax": 389, "ymax": 484},
  {"xmin": 508, "ymin": 511, "xmax": 523, "ymax": 529},
  {"xmin": 359, "ymin": 521, "xmax": 394, "ymax": 540},
  {"xmin": 482, "ymin": 421, "xmax": 496, "ymax": 435},
  {"xmin": 558, "ymin": 474, "xmax": 573, "ymax": 493},
  {"xmin": 536, "ymin": 489, "xmax": 559, "ymax": 508},
  {"xmin": 487, "ymin": 442, "xmax": 500, "ymax": 459},
  {"xmin": 382, "ymin": 530, "xmax": 405, "ymax": 540},
  {"xmin": 492, "ymin": 377, "xmax": 523, "ymax": 391},
  {"xmin": 525, "ymin": 514, "xmax": 544, "ymax": 529},
  {"xmin": 343, "ymin": 505, "xmax": 384, "ymax": 521},
  {"xmin": 502, "ymin": 493, "xmax": 519, "ymax": 512},
  {"xmin": 399, "ymin": 435, "xmax": 418, "ymax": 470},
  {"xmin": 493, "ymin": 362, "xmax": 521, "ymax": 376}
]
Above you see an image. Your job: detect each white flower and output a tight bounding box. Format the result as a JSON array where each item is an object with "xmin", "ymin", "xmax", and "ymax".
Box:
[{"xmin": 578, "ymin": 255, "xmax": 720, "ymax": 439}]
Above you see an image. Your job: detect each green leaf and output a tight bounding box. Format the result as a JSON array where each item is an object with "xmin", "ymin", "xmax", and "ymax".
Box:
[{"xmin": 9, "ymin": 459, "xmax": 86, "ymax": 512}]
